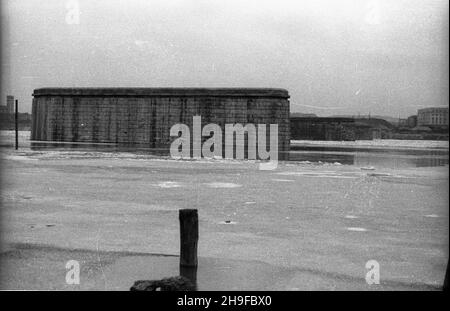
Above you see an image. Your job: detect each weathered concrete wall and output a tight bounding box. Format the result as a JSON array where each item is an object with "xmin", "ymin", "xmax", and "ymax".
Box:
[{"xmin": 31, "ymin": 88, "xmax": 290, "ymax": 159}]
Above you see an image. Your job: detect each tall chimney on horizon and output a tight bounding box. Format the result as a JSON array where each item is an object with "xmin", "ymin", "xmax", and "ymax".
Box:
[{"xmin": 6, "ymin": 95, "xmax": 14, "ymax": 114}]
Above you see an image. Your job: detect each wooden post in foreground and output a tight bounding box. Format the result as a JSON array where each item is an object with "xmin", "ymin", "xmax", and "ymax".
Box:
[
  {"xmin": 179, "ymin": 209, "xmax": 198, "ymax": 267},
  {"xmin": 15, "ymin": 99, "xmax": 18, "ymax": 150}
]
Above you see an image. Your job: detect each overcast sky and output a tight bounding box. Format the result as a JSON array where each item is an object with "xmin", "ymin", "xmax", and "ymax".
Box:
[{"xmin": 1, "ymin": 0, "xmax": 448, "ymax": 116}]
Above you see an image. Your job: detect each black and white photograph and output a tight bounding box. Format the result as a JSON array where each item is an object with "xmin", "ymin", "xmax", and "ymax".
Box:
[{"xmin": 0, "ymin": 0, "xmax": 448, "ymax": 298}]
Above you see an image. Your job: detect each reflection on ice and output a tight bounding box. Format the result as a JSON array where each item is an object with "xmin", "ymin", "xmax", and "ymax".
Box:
[{"xmin": 0, "ymin": 131, "xmax": 448, "ymax": 169}]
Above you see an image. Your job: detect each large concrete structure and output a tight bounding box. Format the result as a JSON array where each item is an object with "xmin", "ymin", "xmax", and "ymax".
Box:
[
  {"xmin": 31, "ymin": 88, "xmax": 290, "ymax": 159},
  {"xmin": 407, "ymin": 115, "xmax": 418, "ymax": 128}
]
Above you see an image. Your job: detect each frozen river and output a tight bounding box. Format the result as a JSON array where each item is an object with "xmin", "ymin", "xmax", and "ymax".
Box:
[
  {"xmin": 0, "ymin": 131, "xmax": 448, "ymax": 290},
  {"xmin": 2, "ymin": 131, "xmax": 449, "ymax": 169}
]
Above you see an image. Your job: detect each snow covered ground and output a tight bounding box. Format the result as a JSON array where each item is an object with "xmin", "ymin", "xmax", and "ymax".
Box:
[{"xmin": 0, "ymin": 131, "xmax": 448, "ymax": 290}]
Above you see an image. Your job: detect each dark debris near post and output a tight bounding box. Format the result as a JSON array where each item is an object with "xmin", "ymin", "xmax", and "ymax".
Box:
[{"xmin": 130, "ymin": 276, "xmax": 196, "ymax": 291}]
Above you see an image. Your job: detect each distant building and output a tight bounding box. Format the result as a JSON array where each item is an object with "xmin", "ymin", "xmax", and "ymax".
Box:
[
  {"xmin": 31, "ymin": 88, "xmax": 291, "ymax": 159},
  {"xmin": 398, "ymin": 118, "xmax": 408, "ymax": 127},
  {"xmin": 407, "ymin": 115, "xmax": 417, "ymax": 128},
  {"xmin": 417, "ymin": 107, "xmax": 449, "ymax": 127},
  {"xmin": 6, "ymin": 95, "xmax": 14, "ymax": 114}
]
